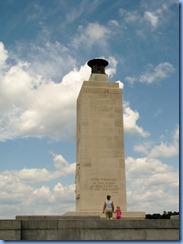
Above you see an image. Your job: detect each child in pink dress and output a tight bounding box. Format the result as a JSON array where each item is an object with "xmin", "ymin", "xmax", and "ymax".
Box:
[{"xmin": 116, "ymin": 206, "xmax": 122, "ymax": 219}]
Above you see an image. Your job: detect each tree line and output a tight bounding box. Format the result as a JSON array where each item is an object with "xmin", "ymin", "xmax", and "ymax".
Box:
[{"xmin": 146, "ymin": 211, "xmax": 179, "ymax": 219}]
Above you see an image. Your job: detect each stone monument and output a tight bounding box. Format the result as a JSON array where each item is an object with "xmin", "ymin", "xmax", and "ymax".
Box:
[
  {"xmin": 76, "ymin": 59, "xmax": 143, "ymax": 219},
  {"xmin": 75, "ymin": 58, "xmax": 127, "ymax": 213},
  {"xmin": 63, "ymin": 58, "xmax": 145, "ymax": 219}
]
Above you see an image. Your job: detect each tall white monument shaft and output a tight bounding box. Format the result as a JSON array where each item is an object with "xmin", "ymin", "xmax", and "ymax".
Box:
[{"xmin": 76, "ymin": 59, "xmax": 127, "ymax": 212}]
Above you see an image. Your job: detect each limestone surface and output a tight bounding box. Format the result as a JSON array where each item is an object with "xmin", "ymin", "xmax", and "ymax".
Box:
[{"xmin": 76, "ymin": 71, "xmax": 127, "ymax": 212}]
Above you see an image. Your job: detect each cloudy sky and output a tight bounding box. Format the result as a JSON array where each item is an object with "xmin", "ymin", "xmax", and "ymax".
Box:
[{"xmin": 0, "ymin": 0, "xmax": 179, "ymax": 219}]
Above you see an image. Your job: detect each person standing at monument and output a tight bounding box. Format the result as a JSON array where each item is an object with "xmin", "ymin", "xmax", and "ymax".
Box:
[
  {"xmin": 115, "ymin": 206, "xmax": 122, "ymax": 219},
  {"xmin": 103, "ymin": 195, "xmax": 114, "ymax": 219}
]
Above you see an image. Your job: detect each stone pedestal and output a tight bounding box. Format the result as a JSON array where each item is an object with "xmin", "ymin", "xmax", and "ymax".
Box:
[{"xmin": 63, "ymin": 211, "xmax": 146, "ymax": 220}]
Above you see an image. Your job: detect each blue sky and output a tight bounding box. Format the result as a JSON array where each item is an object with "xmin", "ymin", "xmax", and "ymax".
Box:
[{"xmin": 0, "ymin": 0, "xmax": 179, "ymax": 219}]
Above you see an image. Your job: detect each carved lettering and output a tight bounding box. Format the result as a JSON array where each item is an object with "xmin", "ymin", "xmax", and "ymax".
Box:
[{"xmin": 89, "ymin": 178, "xmax": 119, "ymax": 193}]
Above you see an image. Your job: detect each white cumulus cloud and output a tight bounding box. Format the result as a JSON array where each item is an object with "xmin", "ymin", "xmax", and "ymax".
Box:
[
  {"xmin": 53, "ymin": 153, "xmax": 76, "ymax": 173},
  {"xmin": 0, "ymin": 153, "xmax": 76, "ymax": 218},
  {"xmin": 1, "ymin": 42, "xmax": 134, "ymax": 142},
  {"xmin": 0, "ymin": 43, "xmax": 90, "ymax": 141},
  {"xmin": 120, "ymin": 2, "xmax": 173, "ymax": 30},
  {"xmin": 123, "ymin": 103, "xmax": 150, "ymax": 137},
  {"xmin": 0, "ymin": 42, "xmax": 8, "ymax": 67},
  {"xmin": 1, "ymin": 153, "xmax": 75, "ymax": 184},
  {"xmin": 134, "ymin": 126, "xmax": 179, "ymax": 158},
  {"xmin": 125, "ymin": 62, "xmax": 175, "ymax": 84},
  {"xmin": 144, "ymin": 11, "xmax": 159, "ymax": 28},
  {"xmin": 126, "ymin": 156, "xmax": 179, "ymax": 213},
  {"xmin": 149, "ymin": 141, "xmax": 178, "ymax": 158},
  {"xmin": 72, "ymin": 22, "xmax": 110, "ymax": 48}
]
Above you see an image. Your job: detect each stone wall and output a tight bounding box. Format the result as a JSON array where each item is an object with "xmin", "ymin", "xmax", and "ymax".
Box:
[
  {"xmin": 0, "ymin": 220, "xmax": 21, "ymax": 240},
  {"xmin": 0, "ymin": 217, "xmax": 179, "ymax": 240}
]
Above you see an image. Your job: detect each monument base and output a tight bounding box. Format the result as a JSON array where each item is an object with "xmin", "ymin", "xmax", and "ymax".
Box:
[
  {"xmin": 0, "ymin": 216, "xmax": 179, "ymax": 240},
  {"xmin": 63, "ymin": 211, "xmax": 146, "ymax": 220}
]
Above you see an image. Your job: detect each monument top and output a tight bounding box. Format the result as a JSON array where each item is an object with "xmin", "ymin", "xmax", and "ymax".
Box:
[{"xmin": 87, "ymin": 58, "xmax": 108, "ymax": 74}]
